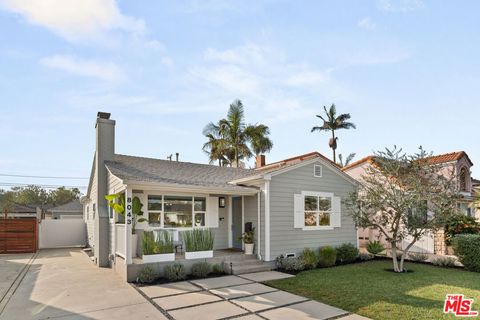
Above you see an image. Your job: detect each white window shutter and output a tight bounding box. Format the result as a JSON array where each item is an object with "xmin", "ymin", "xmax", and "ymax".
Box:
[
  {"xmin": 331, "ymin": 196, "xmax": 341, "ymax": 228},
  {"xmin": 294, "ymin": 194, "xmax": 304, "ymax": 228},
  {"xmin": 206, "ymin": 196, "xmax": 219, "ymax": 228}
]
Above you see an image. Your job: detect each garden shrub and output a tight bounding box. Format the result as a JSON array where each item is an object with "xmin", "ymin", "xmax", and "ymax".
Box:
[
  {"xmin": 445, "ymin": 215, "xmax": 480, "ymax": 245},
  {"xmin": 359, "ymin": 253, "xmax": 374, "ymax": 261},
  {"xmin": 335, "ymin": 243, "xmax": 359, "ymax": 264},
  {"xmin": 276, "ymin": 255, "xmax": 305, "ymax": 272},
  {"xmin": 164, "ymin": 263, "xmax": 187, "ymax": 281},
  {"xmin": 408, "ymin": 252, "xmax": 429, "ymax": 262},
  {"xmin": 432, "ymin": 257, "xmax": 457, "ymax": 268},
  {"xmin": 212, "ymin": 263, "xmax": 224, "ymax": 274},
  {"xmin": 191, "ymin": 262, "xmax": 211, "ymax": 278},
  {"xmin": 453, "ymin": 234, "xmax": 480, "ymax": 272},
  {"xmin": 299, "ymin": 248, "xmax": 319, "ymax": 269},
  {"xmin": 318, "ymin": 246, "xmax": 336, "ymax": 267},
  {"xmin": 137, "ymin": 266, "xmax": 157, "ymax": 284},
  {"xmin": 367, "ymin": 240, "xmax": 385, "ymax": 255}
]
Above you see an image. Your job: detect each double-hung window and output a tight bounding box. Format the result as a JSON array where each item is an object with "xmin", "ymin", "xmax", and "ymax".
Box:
[
  {"xmin": 304, "ymin": 194, "xmax": 332, "ymax": 227},
  {"xmin": 148, "ymin": 195, "xmax": 163, "ymax": 226},
  {"xmin": 294, "ymin": 191, "xmax": 341, "ymax": 229}
]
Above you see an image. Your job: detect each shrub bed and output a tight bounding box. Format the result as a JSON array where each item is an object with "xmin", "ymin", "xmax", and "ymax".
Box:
[{"xmin": 453, "ymin": 234, "xmax": 480, "ymax": 272}]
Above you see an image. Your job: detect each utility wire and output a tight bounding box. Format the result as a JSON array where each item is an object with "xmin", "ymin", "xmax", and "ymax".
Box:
[
  {"xmin": 0, "ymin": 173, "xmax": 88, "ymax": 179},
  {"xmin": 0, "ymin": 182, "xmax": 87, "ymax": 189}
]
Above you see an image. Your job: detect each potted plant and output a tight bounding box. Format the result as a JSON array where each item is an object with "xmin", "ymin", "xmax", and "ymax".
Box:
[
  {"xmin": 182, "ymin": 229, "xmax": 214, "ymax": 259},
  {"xmin": 240, "ymin": 228, "xmax": 255, "ymax": 255},
  {"xmin": 105, "ymin": 193, "xmax": 147, "ymax": 258},
  {"xmin": 142, "ymin": 230, "xmax": 175, "ymax": 263}
]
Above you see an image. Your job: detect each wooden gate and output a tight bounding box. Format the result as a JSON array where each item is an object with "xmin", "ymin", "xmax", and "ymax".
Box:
[{"xmin": 0, "ymin": 218, "xmax": 38, "ymax": 253}]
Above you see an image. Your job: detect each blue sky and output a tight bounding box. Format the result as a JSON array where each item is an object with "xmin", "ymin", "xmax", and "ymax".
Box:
[{"xmin": 1, "ymin": 0, "xmax": 479, "ymax": 192}]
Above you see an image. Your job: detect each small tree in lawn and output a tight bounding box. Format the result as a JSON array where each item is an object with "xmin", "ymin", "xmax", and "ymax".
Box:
[{"xmin": 346, "ymin": 147, "xmax": 459, "ymax": 273}]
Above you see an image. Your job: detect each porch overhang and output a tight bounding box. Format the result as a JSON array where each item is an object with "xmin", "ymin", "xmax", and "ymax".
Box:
[{"xmin": 124, "ymin": 180, "xmax": 259, "ymax": 196}]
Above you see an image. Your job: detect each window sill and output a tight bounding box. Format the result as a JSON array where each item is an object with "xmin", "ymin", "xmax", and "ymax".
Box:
[{"xmin": 302, "ymin": 226, "xmax": 334, "ymax": 231}]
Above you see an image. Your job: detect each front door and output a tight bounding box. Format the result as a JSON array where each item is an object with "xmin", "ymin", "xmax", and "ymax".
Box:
[{"xmin": 232, "ymin": 197, "xmax": 243, "ymax": 249}]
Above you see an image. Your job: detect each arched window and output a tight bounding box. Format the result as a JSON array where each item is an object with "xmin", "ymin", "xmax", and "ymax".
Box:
[{"xmin": 460, "ymin": 167, "xmax": 468, "ymax": 192}]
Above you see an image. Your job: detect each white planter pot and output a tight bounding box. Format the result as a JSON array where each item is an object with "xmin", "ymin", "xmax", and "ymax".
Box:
[
  {"xmin": 132, "ymin": 234, "xmax": 138, "ymax": 258},
  {"xmin": 244, "ymin": 243, "xmax": 254, "ymax": 255},
  {"xmin": 185, "ymin": 250, "xmax": 214, "ymax": 260},
  {"xmin": 142, "ymin": 253, "xmax": 175, "ymax": 263}
]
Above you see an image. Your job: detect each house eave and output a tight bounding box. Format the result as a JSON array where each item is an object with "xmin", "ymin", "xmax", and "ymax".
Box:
[{"xmin": 124, "ymin": 180, "xmax": 258, "ymax": 196}]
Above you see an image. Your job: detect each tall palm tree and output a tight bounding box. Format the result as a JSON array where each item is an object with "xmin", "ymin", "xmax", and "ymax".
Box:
[
  {"xmin": 203, "ymin": 99, "xmax": 273, "ymax": 167},
  {"xmin": 245, "ymin": 123, "xmax": 273, "ymax": 157},
  {"xmin": 311, "ymin": 104, "xmax": 356, "ymax": 163},
  {"xmin": 337, "ymin": 153, "xmax": 356, "ymax": 167}
]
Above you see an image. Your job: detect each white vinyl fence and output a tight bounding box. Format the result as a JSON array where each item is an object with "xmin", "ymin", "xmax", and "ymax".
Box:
[{"xmin": 39, "ymin": 219, "xmax": 86, "ymax": 249}]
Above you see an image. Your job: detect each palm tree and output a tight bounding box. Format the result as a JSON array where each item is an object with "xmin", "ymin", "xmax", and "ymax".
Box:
[
  {"xmin": 203, "ymin": 99, "xmax": 273, "ymax": 167},
  {"xmin": 337, "ymin": 153, "xmax": 356, "ymax": 167},
  {"xmin": 311, "ymin": 104, "xmax": 356, "ymax": 163},
  {"xmin": 245, "ymin": 123, "xmax": 273, "ymax": 157}
]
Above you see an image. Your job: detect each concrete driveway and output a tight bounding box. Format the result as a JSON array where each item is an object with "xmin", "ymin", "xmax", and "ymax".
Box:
[{"xmin": 0, "ymin": 248, "xmax": 165, "ymax": 320}]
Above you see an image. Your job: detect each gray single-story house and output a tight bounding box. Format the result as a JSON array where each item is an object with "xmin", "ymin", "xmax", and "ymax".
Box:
[{"xmin": 83, "ymin": 112, "xmax": 358, "ymax": 280}]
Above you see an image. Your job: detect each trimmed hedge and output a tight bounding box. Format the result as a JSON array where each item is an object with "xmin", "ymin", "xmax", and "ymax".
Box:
[
  {"xmin": 453, "ymin": 234, "xmax": 480, "ymax": 272},
  {"xmin": 335, "ymin": 243, "xmax": 359, "ymax": 264}
]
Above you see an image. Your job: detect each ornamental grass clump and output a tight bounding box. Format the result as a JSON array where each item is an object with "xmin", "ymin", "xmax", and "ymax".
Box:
[
  {"xmin": 182, "ymin": 229, "xmax": 214, "ymax": 252},
  {"xmin": 318, "ymin": 246, "xmax": 336, "ymax": 267},
  {"xmin": 142, "ymin": 230, "xmax": 174, "ymax": 255},
  {"xmin": 137, "ymin": 266, "xmax": 157, "ymax": 283},
  {"xmin": 191, "ymin": 262, "xmax": 211, "ymax": 278},
  {"xmin": 367, "ymin": 240, "xmax": 385, "ymax": 255},
  {"xmin": 164, "ymin": 263, "xmax": 187, "ymax": 281},
  {"xmin": 299, "ymin": 248, "xmax": 319, "ymax": 269}
]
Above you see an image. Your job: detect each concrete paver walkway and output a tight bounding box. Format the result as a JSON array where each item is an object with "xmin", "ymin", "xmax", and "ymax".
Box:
[
  {"xmin": 0, "ymin": 248, "xmax": 165, "ymax": 320},
  {"xmin": 137, "ymin": 271, "xmax": 365, "ymax": 320}
]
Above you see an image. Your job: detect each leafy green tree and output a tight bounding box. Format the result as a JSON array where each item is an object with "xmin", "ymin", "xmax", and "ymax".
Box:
[
  {"xmin": 49, "ymin": 187, "xmax": 80, "ymax": 205},
  {"xmin": 203, "ymin": 99, "xmax": 273, "ymax": 167},
  {"xmin": 346, "ymin": 147, "xmax": 459, "ymax": 273},
  {"xmin": 12, "ymin": 185, "xmax": 49, "ymax": 206},
  {"xmin": 311, "ymin": 104, "xmax": 356, "ymax": 163}
]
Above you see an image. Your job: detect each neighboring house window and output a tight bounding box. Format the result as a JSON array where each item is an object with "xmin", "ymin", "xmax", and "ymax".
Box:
[
  {"xmin": 458, "ymin": 202, "xmax": 470, "ymax": 216},
  {"xmin": 304, "ymin": 194, "xmax": 332, "ymax": 227},
  {"xmin": 408, "ymin": 200, "xmax": 428, "ymax": 227},
  {"xmin": 92, "ymin": 203, "xmax": 96, "ymax": 219},
  {"xmin": 313, "ymin": 164, "xmax": 322, "ymax": 177},
  {"xmin": 147, "ymin": 195, "xmax": 207, "ymax": 228},
  {"xmin": 460, "ymin": 167, "xmax": 468, "ymax": 192}
]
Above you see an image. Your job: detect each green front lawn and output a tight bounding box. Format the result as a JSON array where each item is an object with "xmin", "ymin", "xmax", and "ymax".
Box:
[{"xmin": 266, "ymin": 260, "xmax": 480, "ymax": 320}]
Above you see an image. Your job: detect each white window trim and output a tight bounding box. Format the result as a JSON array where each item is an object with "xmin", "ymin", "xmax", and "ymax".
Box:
[
  {"xmin": 313, "ymin": 164, "xmax": 323, "ymax": 177},
  {"xmin": 301, "ymin": 191, "xmax": 334, "ymax": 230},
  {"xmin": 146, "ymin": 193, "xmax": 209, "ymax": 229}
]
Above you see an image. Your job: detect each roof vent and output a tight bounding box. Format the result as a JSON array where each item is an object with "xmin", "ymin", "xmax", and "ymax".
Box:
[{"xmin": 97, "ymin": 112, "xmax": 111, "ymax": 119}]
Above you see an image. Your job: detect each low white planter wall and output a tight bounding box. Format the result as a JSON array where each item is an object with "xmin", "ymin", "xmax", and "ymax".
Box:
[
  {"xmin": 142, "ymin": 253, "xmax": 175, "ymax": 263},
  {"xmin": 185, "ymin": 250, "xmax": 213, "ymax": 259}
]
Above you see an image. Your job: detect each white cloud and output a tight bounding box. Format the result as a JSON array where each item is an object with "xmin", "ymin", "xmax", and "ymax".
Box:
[
  {"xmin": 377, "ymin": 0, "xmax": 424, "ymax": 12},
  {"xmin": 40, "ymin": 55, "xmax": 126, "ymax": 82},
  {"xmin": 357, "ymin": 17, "xmax": 376, "ymax": 30},
  {"xmin": 0, "ymin": 0, "xmax": 145, "ymax": 43}
]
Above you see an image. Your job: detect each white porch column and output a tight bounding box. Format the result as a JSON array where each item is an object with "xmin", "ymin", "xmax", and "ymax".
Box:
[
  {"xmin": 241, "ymin": 196, "xmax": 245, "ymax": 250},
  {"xmin": 125, "ymin": 188, "xmax": 133, "ymax": 264},
  {"xmin": 228, "ymin": 196, "xmax": 233, "ymax": 248},
  {"xmin": 264, "ymin": 181, "xmax": 271, "ymax": 261}
]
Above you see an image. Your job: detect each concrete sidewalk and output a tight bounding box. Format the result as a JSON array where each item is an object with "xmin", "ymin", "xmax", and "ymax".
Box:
[{"xmin": 0, "ymin": 248, "xmax": 165, "ymax": 320}]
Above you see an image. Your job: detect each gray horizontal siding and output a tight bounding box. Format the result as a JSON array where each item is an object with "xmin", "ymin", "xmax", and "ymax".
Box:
[{"xmin": 268, "ymin": 161, "xmax": 357, "ymax": 259}]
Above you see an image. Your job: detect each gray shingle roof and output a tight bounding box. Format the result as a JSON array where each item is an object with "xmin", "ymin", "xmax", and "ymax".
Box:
[
  {"xmin": 105, "ymin": 154, "xmax": 258, "ymax": 193},
  {"xmin": 49, "ymin": 200, "xmax": 83, "ymax": 212}
]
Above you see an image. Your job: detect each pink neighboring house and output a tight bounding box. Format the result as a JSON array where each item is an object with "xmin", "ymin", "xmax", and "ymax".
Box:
[{"xmin": 343, "ymin": 151, "xmax": 478, "ymax": 255}]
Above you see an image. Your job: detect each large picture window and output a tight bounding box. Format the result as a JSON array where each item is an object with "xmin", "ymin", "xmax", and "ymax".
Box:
[
  {"xmin": 147, "ymin": 195, "xmax": 208, "ymax": 228},
  {"xmin": 304, "ymin": 194, "xmax": 332, "ymax": 227}
]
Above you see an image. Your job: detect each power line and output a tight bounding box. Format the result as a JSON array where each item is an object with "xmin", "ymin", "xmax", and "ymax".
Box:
[
  {"xmin": 0, "ymin": 173, "xmax": 88, "ymax": 179},
  {"xmin": 0, "ymin": 182, "xmax": 87, "ymax": 189}
]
